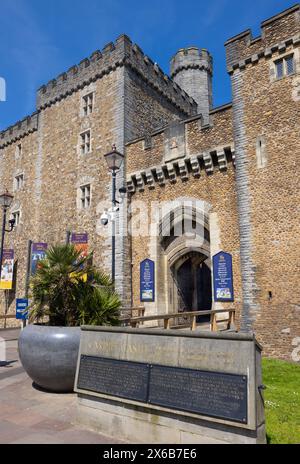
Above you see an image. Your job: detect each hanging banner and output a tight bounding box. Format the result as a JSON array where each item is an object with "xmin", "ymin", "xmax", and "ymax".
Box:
[
  {"xmin": 71, "ymin": 233, "xmax": 89, "ymax": 281},
  {"xmin": 140, "ymin": 259, "xmax": 155, "ymax": 302},
  {"xmin": 71, "ymin": 233, "xmax": 88, "ymax": 259},
  {"xmin": 213, "ymin": 251, "xmax": 234, "ymax": 302},
  {"xmin": 0, "ymin": 249, "xmax": 14, "ymax": 290},
  {"xmin": 31, "ymin": 243, "xmax": 48, "ymax": 275}
]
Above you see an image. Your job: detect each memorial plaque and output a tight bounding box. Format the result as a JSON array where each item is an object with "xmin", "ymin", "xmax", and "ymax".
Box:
[
  {"xmin": 149, "ymin": 365, "xmax": 247, "ymax": 423},
  {"xmin": 77, "ymin": 355, "xmax": 248, "ymax": 424},
  {"xmin": 77, "ymin": 355, "xmax": 149, "ymax": 402}
]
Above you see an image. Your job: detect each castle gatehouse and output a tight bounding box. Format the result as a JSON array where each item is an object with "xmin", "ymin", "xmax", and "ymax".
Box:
[{"xmin": 0, "ymin": 4, "xmax": 299, "ymax": 360}]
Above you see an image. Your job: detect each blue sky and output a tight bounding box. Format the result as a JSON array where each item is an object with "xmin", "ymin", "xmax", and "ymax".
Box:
[{"xmin": 0, "ymin": 0, "xmax": 296, "ymax": 130}]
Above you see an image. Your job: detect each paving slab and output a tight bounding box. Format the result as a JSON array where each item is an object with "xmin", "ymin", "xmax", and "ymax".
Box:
[{"xmin": 0, "ymin": 329, "xmax": 125, "ymax": 444}]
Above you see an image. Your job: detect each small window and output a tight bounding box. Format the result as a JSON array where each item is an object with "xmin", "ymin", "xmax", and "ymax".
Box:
[
  {"xmin": 82, "ymin": 93, "xmax": 93, "ymax": 116},
  {"xmin": 275, "ymin": 54, "xmax": 295, "ymax": 79},
  {"xmin": 286, "ymin": 55, "xmax": 294, "ymax": 75},
  {"xmin": 16, "ymin": 144, "xmax": 22, "ymax": 159},
  {"xmin": 275, "ymin": 60, "xmax": 284, "ymax": 79},
  {"xmin": 80, "ymin": 184, "xmax": 91, "ymax": 209},
  {"xmin": 12, "ymin": 211, "xmax": 20, "ymax": 226},
  {"xmin": 80, "ymin": 130, "xmax": 91, "ymax": 155},
  {"xmin": 256, "ymin": 136, "xmax": 267, "ymax": 169},
  {"xmin": 14, "ymin": 174, "xmax": 24, "ymax": 191}
]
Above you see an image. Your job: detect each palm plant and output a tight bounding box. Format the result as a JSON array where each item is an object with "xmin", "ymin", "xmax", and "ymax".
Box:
[{"xmin": 29, "ymin": 244, "xmax": 121, "ymax": 327}]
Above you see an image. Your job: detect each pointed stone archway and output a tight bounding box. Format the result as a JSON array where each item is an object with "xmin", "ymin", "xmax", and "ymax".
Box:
[{"xmin": 156, "ymin": 199, "xmax": 213, "ymax": 317}]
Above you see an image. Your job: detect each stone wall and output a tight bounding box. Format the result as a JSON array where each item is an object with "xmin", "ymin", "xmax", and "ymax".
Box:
[
  {"xmin": 0, "ymin": 35, "xmax": 194, "ymax": 324},
  {"xmin": 0, "ymin": 129, "xmax": 39, "ymax": 327},
  {"xmin": 0, "ymin": 69, "xmax": 124, "ymax": 325},
  {"xmin": 226, "ymin": 5, "xmax": 300, "ymax": 358},
  {"xmin": 126, "ymin": 106, "xmax": 242, "ymax": 321},
  {"xmin": 1, "ymin": 6, "xmax": 299, "ymax": 360},
  {"xmin": 126, "ymin": 104, "xmax": 233, "ymax": 175},
  {"xmin": 225, "ymin": 4, "xmax": 300, "ymax": 72}
]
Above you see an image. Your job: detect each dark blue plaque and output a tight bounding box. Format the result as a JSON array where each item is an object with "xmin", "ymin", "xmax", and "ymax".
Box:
[
  {"xmin": 140, "ymin": 259, "xmax": 155, "ymax": 302},
  {"xmin": 16, "ymin": 298, "xmax": 29, "ymax": 320},
  {"xmin": 76, "ymin": 356, "xmax": 248, "ymax": 424},
  {"xmin": 213, "ymin": 252, "xmax": 234, "ymax": 302}
]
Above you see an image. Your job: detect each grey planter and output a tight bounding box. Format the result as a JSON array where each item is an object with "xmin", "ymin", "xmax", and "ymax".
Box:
[{"xmin": 18, "ymin": 324, "xmax": 81, "ymax": 393}]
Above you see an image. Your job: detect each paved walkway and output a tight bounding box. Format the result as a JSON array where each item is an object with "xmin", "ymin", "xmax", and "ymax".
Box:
[{"xmin": 0, "ymin": 329, "xmax": 123, "ymax": 444}]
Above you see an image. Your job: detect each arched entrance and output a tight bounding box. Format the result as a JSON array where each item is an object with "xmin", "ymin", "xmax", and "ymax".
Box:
[{"xmin": 158, "ymin": 199, "xmax": 213, "ymax": 318}]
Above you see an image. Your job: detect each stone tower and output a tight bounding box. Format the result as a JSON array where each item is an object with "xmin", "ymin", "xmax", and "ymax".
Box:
[{"xmin": 170, "ymin": 47, "xmax": 213, "ymax": 123}]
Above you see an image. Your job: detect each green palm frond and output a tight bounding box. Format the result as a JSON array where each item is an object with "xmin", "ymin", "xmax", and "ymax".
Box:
[{"xmin": 28, "ymin": 243, "xmax": 121, "ymax": 327}]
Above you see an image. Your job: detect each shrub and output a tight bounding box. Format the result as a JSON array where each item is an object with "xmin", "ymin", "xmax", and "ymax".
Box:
[{"xmin": 29, "ymin": 244, "xmax": 121, "ymax": 327}]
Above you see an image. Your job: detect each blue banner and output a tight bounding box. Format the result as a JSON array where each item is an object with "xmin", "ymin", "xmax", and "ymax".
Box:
[
  {"xmin": 16, "ymin": 299, "xmax": 29, "ymax": 320},
  {"xmin": 31, "ymin": 243, "xmax": 48, "ymax": 275},
  {"xmin": 140, "ymin": 259, "xmax": 155, "ymax": 302},
  {"xmin": 213, "ymin": 252, "xmax": 234, "ymax": 302}
]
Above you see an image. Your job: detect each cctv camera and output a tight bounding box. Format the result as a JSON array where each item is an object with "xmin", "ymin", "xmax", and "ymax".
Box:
[
  {"xmin": 119, "ymin": 186, "xmax": 127, "ymax": 198},
  {"xmin": 100, "ymin": 212, "xmax": 109, "ymax": 226}
]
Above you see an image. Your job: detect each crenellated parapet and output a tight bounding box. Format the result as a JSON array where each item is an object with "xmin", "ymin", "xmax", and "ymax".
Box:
[
  {"xmin": 0, "ymin": 112, "xmax": 39, "ymax": 149},
  {"xmin": 37, "ymin": 34, "xmax": 197, "ymax": 115},
  {"xmin": 225, "ymin": 4, "xmax": 300, "ymax": 73},
  {"xmin": 170, "ymin": 47, "xmax": 213, "ymax": 78}
]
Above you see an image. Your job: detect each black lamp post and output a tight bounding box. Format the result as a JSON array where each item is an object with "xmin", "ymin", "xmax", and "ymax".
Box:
[
  {"xmin": 0, "ymin": 190, "xmax": 15, "ymax": 281},
  {"xmin": 104, "ymin": 145, "xmax": 125, "ymax": 284}
]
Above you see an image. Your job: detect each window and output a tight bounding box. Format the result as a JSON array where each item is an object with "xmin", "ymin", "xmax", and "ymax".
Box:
[
  {"xmin": 80, "ymin": 130, "xmax": 91, "ymax": 154},
  {"xmin": 82, "ymin": 93, "xmax": 93, "ymax": 116},
  {"xmin": 275, "ymin": 60, "xmax": 284, "ymax": 79},
  {"xmin": 80, "ymin": 184, "xmax": 91, "ymax": 209},
  {"xmin": 275, "ymin": 54, "xmax": 295, "ymax": 79},
  {"xmin": 12, "ymin": 210, "xmax": 20, "ymax": 226},
  {"xmin": 14, "ymin": 174, "xmax": 24, "ymax": 191},
  {"xmin": 286, "ymin": 55, "xmax": 295, "ymax": 75},
  {"xmin": 256, "ymin": 136, "xmax": 267, "ymax": 169},
  {"xmin": 16, "ymin": 144, "xmax": 22, "ymax": 159}
]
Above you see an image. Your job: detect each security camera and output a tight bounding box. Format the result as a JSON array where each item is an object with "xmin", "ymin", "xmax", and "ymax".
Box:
[
  {"xmin": 119, "ymin": 186, "xmax": 127, "ymax": 199},
  {"xmin": 8, "ymin": 217, "xmax": 16, "ymax": 231},
  {"xmin": 100, "ymin": 212, "xmax": 109, "ymax": 226}
]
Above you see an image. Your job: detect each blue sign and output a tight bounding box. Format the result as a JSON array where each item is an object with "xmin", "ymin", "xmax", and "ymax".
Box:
[
  {"xmin": 16, "ymin": 299, "xmax": 29, "ymax": 320},
  {"xmin": 213, "ymin": 252, "xmax": 234, "ymax": 302},
  {"xmin": 140, "ymin": 259, "xmax": 155, "ymax": 302}
]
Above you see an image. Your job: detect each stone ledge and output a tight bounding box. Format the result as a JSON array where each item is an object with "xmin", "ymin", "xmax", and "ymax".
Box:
[{"xmin": 126, "ymin": 145, "xmax": 235, "ymax": 193}]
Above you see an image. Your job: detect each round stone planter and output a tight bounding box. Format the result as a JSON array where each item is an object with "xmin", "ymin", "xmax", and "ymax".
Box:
[{"xmin": 18, "ymin": 324, "xmax": 81, "ymax": 393}]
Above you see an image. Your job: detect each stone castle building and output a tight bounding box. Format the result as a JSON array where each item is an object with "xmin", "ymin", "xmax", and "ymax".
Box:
[{"xmin": 0, "ymin": 5, "xmax": 299, "ymax": 359}]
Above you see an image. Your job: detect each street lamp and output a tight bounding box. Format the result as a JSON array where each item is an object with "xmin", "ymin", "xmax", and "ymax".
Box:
[
  {"xmin": 0, "ymin": 190, "xmax": 15, "ymax": 281},
  {"xmin": 103, "ymin": 145, "xmax": 126, "ymax": 284}
]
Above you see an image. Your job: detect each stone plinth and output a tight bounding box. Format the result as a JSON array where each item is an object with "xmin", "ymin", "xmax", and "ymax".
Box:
[{"xmin": 75, "ymin": 327, "xmax": 266, "ymax": 444}]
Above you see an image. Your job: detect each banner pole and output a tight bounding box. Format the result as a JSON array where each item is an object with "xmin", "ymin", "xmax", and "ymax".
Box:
[
  {"xmin": 66, "ymin": 230, "xmax": 71, "ymax": 244},
  {"xmin": 24, "ymin": 240, "xmax": 32, "ymax": 328}
]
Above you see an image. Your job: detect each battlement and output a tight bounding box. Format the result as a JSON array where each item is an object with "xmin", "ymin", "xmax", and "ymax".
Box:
[
  {"xmin": 0, "ymin": 111, "xmax": 39, "ymax": 149},
  {"xmin": 225, "ymin": 4, "xmax": 300, "ymax": 73},
  {"xmin": 126, "ymin": 102, "xmax": 232, "ymax": 148},
  {"xmin": 37, "ymin": 34, "xmax": 197, "ymax": 115},
  {"xmin": 170, "ymin": 47, "xmax": 213, "ymax": 78}
]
